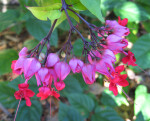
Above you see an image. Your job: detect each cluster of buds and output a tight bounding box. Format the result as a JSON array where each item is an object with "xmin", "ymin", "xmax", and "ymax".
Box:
[{"xmin": 11, "ymin": 0, "xmax": 139, "ymax": 120}]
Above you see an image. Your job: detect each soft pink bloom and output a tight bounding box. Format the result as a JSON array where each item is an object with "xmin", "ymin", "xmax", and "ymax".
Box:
[
  {"xmin": 23, "ymin": 58, "xmax": 41, "ymax": 79},
  {"xmin": 19, "ymin": 47, "xmax": 28, "ymax": 57},
  {"xmin": 88, "ymin": 49, "xmax": 116, "ymax": 76},
  {"xmin": 54, "ymin": 80, "xmax": 65, "ymax": 90},
  {"xmin": 122, "ymin": 51, "xmax": 137, "ymax": 66},
  {"xmin": 109, "ymin": 65, "xmax": 129, "ymax": 96},
  {"xmin": 118, "ymin": 16, "xmax": 128, "ymax": 26},
  {"xmin": 105, "ymin": 34, "xmax": 128, "ymax": 53},
  {"xmin": 69, "ymin": 58, "xmax": 84, "ymax": 73},
  {"xmin": 54, "ymin": 62, "xmax": 70, "ymax": 81},
  {"xmin": 106, "ymin": 20, "xmax": 130, "ymax": 37},
  {"xmin": 82, "ymin": 64, "xmax": 95, "ymax": 84},
  {"xmin": 46, "ymin": 53, "xmax": 60, "ymax": 67},
  {"xmin": 35, "ymin": 67, "xmax": 50, "ymax": 86}
]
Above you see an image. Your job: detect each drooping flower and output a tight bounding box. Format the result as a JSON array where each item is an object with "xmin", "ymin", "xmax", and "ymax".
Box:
[
  {"xmin": 106, "ymin": 20, "xmax": 130, "ymax": 37},
  {"xmin": 54, "ymin": 80, "xmax": 65, "ymax": 91},
  {"xmin": 23, "ymin": 58, "xmax": 41, "ymax": 79},
  {"xmin": 105, "ymin": 34, "xmax": 128, "ymax": 54},
  {"xmin": 82, "ymin": 64, "xmax": 96, "ymax": 84},
  {"xmin": 69, "ymin": 58, "xmax": 84, "ymax": 73},
  {"xmin": 109, "ymin": 65, "xmax": 129, "ymax": 96},
  {"xmin": 54, "ymin": 62, "xmax": 70, "ymax": 81},
  {"xmin": 35, "ymin": 67, "xmax": 50, "ymax": 86},
  {"xmin": 19, "ymin": 47, "xmax": 28, "ymax": 57},
  {"xmin": 14, "ymin": 83, "xmax": 35, "ymax": 106},
  {"xmin": 122, "ymin": 51, "xmax": 137, "ymax": 66},
  {"xmin": 118, "ymin": 16, "xmax": 128, "ymax": 26},
  {"xmin": 46, "ymin": 53, "xmax": 60, "ymax": 67}
]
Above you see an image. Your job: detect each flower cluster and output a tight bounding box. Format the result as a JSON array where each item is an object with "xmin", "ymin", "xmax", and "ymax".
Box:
[{"xmin": 11, "ymin": 16, "xmax": 137, "ymax": 105}]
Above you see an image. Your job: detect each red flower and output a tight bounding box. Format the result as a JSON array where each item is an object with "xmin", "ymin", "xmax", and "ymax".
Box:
[
  {"xmin": 118, "ymin": 16, "xmax": 128, "ymax": 26},
  {"xmin": 14, "ymin": 83, "xmax": 35, "ymax": 106},
  {"xmin": 122, "ymin": 51, "xmax": 137, "ymax": 66},
  {"xmin": 109, "ymin": 65, "xmax": 129, "ymax": 96},
  {"xmin": 37, "ymin": 87, "xmax": 60, "ymax": 100}
]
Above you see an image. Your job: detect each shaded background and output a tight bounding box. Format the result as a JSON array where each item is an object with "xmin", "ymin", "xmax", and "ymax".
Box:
[{"xmin": 0, "ymin": 0, "xmax": 150, "ymax": 121}]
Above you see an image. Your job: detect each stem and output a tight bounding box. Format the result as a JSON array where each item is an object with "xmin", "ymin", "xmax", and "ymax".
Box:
[
  {"xmin": 14, "ymin": 99, "xmax": 21, "ymax": 121},
  {"xmin": 37, "ymin": 19, "xmax": 58, "ymax": 57}
]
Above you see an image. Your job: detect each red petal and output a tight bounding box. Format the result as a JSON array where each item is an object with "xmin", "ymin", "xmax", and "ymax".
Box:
[
  {"xmin": 14, "ymin": 91, "xmax": 22, "ymax": 99},
  {"xmin": 18, "ymin": 83, "xmax": 29, "ymax": 90},
  {"xmin": 115, "ymin": 65, "xmax": 125, "ymax": 73},
  {"xmin": 118, "ymin": 79, "xmax": 129, "ymax": 87},
  {"xmin": 109, "ymin": 82, "xmax": 118, "ymax": 96},
  {"xmin": 25, "ymin": 89, "xmax": 35, "ymax": 97},
  {"xmin": 25, "ymin": 97, "xmax": 31, "ymax": 106}
]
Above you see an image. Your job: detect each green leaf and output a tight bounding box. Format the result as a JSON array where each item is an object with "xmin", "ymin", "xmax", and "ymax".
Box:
[
  {"xmin": 0, "ymin": 81, "xmax": 17, "ymax": 108},
  {"xmin": 59, "ymin": 102, "xmax": 84, "ymax": 121},
  {"xmin": 101, "ymin": 89, "xmax": 129, "ymax": 107},
  {"xmin": 92, "ymin": 106, "xmax": 124, "ymax": 121},
  {"xmin": 67, "ymin": 93, "xmax": 95, "ymax": 117},
  {"xmin": 127, "ymin": 22, "xmax": 139, "ymax": 43},
  {"xmin": 71, "ymin": 2, "xmax": 87, "ymax": 11},
  {"xmin": 135, "ymin": 0, "xmax": 150, "ymax": 6},
  {"xmin": 142, "ymin": 21, "xmax": 150, "ymax": 33},
  {"xmin": 73, "ymin": 39, "xmax": 84, "ymax": 56},
  {"xmin": 24, "ymin": 40, "xmax": 39, "ymax": 50},
  {"xmin": 135, "ymin": 112, "xmax": 145, "ymax": 121},
  {"xmin": 131, "ymin": 33, "xmax": 150, "ymax": 69},
  {"xmin": 60, "ymin": 75, "xmax": 83, "ymax": 96},
  {"xmin": 26, "ymin": 18, "xmax": 58, "ymax": 47},
  {"xmin": 27, "ymin": 3, "xmax": 62, "ymax": 21},
  {"xmin": 79, "ymin": 0, "xmax": 104, "ymax": 22},
  {"xmin": 16, "ymin": 100, "xmax": 42, "ymax": 121},
  {"xmin": 0, "ymin": 49, "xmax": 18, "ymax": 76},
  {"xmin": 134, "ymin": 85, "xmax": 150, "ymax": 120},
  {"xmin": 114, "ymin": 2, "xmax": 150, "ymax": 22},
  {"xmin": 0, "ymin": 10, "xmax": 20, "ymax": 32}
]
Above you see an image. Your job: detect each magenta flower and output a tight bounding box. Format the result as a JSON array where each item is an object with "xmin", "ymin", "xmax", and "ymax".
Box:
[
  {"xmin": 14, "ymin": 83, "xmax": 35, "ymax": 106},
  {"xmin": 122, "ymin": 51, "xmax": 137, "ymax": 66},
  {"xmin": 82, "ymin": 64, "xmax": 96, "ymax": 84},
  {"xmin": 54, "ymin": 62, "xmax": 70, "ymax": 81},
  {"xmin": 19, "ymin": 47, "xmax": 28, "ymax": 57},
  {"xmin": 36, "ymin": 86, "xmax": 50, "ymax": 100},
  {"xmin": 69, "ymin": 58, "xmax": 84, "ymax": 73},
  {"xmin": 109, "ymin": 65, "xmax": 129, "ymax": 96},
  {"xmin": 105, "ymin": 34, "xmax": 128, "ymax": 53},
  {"xmin": 35, "ymin": 67, "xmax": 50, "ymax": 86},
  {"xmin": 106, "ymin": 20, "xmax": 130, "ymax": 37},
  {"xmin": 23, "ymin": 58, "xmax": 41, "ymax": 79},
  {"xmin": 46, "ymin": 53, "xmax": 60, "ymax": 67}
]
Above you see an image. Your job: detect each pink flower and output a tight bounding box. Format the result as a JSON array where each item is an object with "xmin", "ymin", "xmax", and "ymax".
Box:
[
  {"xmin": 82, "ymin": 64, "xmax": 95, "ymax": 84},
  {"xmin": 106, "ymin": 20, "xmax": 130, "ymax": 37},
  {"xmin": 122, "ymin": 51, "xmax": 137, "ymax": 66},
  {"xmin": 118, "ymin": 16, "xmax": 128, "ymax": 26},
  {"xmin": 69, "ymin": 58, "xmax": 84, "ymax": 73},
  {"xmin": 54, "ymin": 80, "xmax": 65, "ymax": 91},
  {"xmin": 23, "ymin": 58, "xmax": 41, "ymax": 79},
  {"xmin": 46, "ymin": 53, "xmax": 60, "ymax": 67},
  {"xmin": 105, "ymin": 34, "xmax": 128, "ymax": 53},
  {"xmin": 54, "ymin": 62, "xmax": 70, "ymax": 81},
  {"xmin": 109, "ymin": 65, "xmax": 129, "ymax": 96},
  {"xmin": 11, "ymin": 57, "xmax": 26, "ymax": 75},
  {"xmin": 19, "ymin": 47, "xmax": 28, "ymax": 57},
  {"xmin": 14, "ymin": 83, "xmax": 35, "ymax": 106},
  {"xmin": 35, "ymin": 67, "xmax": 50, "ymax": 86}
]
